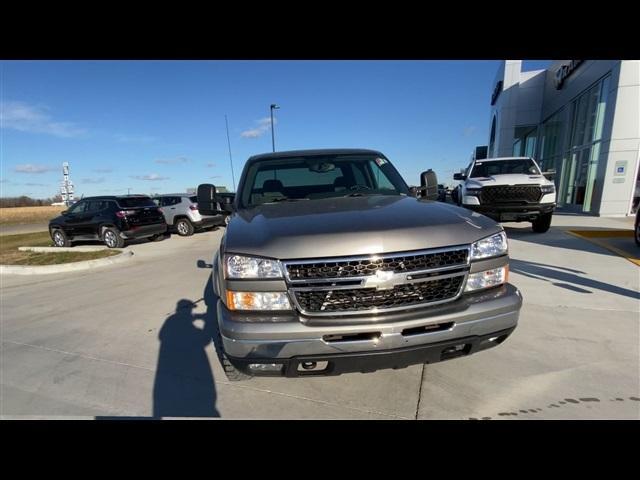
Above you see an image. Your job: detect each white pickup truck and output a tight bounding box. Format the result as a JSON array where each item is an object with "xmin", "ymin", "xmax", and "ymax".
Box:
[{"xmin": 453, "ymin": 157, "xmax": 556, "ymax": 233}]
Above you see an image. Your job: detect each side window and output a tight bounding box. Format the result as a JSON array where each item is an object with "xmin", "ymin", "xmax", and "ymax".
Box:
[
  {"xmin": 87, "ymin": 201, "xmax": 106, "ymax": 212},
  {"xmin": 67, "ymin": 201, "xmax": 87, "ymax": 214}
]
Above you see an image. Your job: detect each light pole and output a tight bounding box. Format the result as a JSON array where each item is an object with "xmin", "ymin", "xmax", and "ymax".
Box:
[{"xmin": 270, "ymin": 104, "xmax": 279, "ymax": 152}]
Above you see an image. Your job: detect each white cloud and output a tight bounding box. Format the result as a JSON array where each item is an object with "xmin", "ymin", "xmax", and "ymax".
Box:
[
  {"xmin": 240, "ymin": 117, "xmax": 277, "ymax": 139},
  {"xmin": 14, "ymin": 164, "xmax": 55, "ymax": 174},
  {"xmin": 130, "ymin": 173, "xmax": 169, "ymax": 181},
  {"xmin": 155, "ymin": 157, "xmax": 190, "ymax": 165},
  {"xmin": 81, "ymin": 177, "xmax": 105, "ymax": 184},
  {"xmin": 0, "ymin": 101, "xmax": 87, "ymax": 138}
]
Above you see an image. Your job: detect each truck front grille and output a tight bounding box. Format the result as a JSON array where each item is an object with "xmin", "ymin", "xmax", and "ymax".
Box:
[
  {"xmin": 480, "ymin": 185, "xmax": 542, "ymax": 204},
  {"xmin": 294, "ymin": 275, "xmax": 465, "ymax": 313},
  {"xmin": 285, "ymin": 248, "xmax": 468, "ymax": 280}
]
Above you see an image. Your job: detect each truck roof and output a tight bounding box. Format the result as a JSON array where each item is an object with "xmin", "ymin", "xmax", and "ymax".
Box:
[
  {"xmin": 248, "ymin": 148, "xmax": 385, "ymax": 163},
  {"xmin": 477, "ymin": 156, "xmax": 534, "ymax": 162}
]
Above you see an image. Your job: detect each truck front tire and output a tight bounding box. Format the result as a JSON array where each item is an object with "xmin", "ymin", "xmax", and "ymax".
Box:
[
  {"xmin": 215, "ymin": 330, "xmax": 253, "ymax": 381},
  {"xmin": 532, "ymin": 212, "xmax": 553, "ymax": 233}
]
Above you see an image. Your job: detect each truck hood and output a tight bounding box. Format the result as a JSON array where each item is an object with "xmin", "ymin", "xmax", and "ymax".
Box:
[
  {"xmin": 224, "ymin": 195, "xmax": 502, "ymax": 260},
  {"xmin": 466, "ymin": 174, "xmax": 551, "ymax": 188}
]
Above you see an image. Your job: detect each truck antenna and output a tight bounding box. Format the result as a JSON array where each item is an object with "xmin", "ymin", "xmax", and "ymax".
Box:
[{"xmin": 225, "ymin": 115, "xmax": 236, "ymax": 192}]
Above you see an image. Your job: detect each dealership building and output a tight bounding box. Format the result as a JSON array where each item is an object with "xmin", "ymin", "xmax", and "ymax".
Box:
[{"xmin": 483, "ymin": 60, "xmax": 640, "ymax": 216}]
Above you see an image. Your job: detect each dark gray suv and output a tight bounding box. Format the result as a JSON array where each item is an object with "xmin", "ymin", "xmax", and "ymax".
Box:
[{"xmin": 197, "ymin": 149, "xmax": 522, "ymax": 380}]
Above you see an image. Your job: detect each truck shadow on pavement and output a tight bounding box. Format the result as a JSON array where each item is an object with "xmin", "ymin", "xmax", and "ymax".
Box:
[
  {"xmin": 152, "ymin": 297, "xmax": 220, "ymax": 418},
  {"xmin": 509, "ymin": 259, "xmax": 640, "ymax": 300}
]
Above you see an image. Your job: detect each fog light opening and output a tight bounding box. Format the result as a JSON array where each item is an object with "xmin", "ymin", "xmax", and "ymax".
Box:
[
  {"xmin": 248, "ymin": 363, "xmax": 282, "ymax": 372},
  {"xmin": 296, "ymin": 361, "xmax": 329, "ymax": 372},
  {"xmin": 441, "ymin": 343, "xmax": 470, "ymax": 360}
]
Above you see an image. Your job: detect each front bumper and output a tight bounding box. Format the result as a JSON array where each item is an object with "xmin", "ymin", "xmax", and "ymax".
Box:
[
  {"xmin": 121, "ymin": 223, "xmax": 167, "ymax": 239},
  {"xmin": 218, "ymin": 283, "xmax": 522, "ymax": 376},
  {"xmin": 193, "ymin": 215, "xmax": 223, "ymax": 229},
  {"xmin": 463, "ymin": 203, "xmax": 555, "ymax": 222}
]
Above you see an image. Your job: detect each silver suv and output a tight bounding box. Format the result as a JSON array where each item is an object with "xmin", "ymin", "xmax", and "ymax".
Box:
[
  {"xmin": 197, "ymin": 149, "xmax": 522, "ymax": 381},
  {"xmin": 152, "ymin": 194, "xmax": 225, "ymax": 236}
]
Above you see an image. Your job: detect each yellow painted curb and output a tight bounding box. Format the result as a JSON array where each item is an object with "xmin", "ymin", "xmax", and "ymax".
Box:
[
  {"xmin": 566, "ymin": 230, "xmax": 640, "ymax": 266},
  {"xmin": 568, "ymin": 229, "xmax": 634, "ymax": 238}
]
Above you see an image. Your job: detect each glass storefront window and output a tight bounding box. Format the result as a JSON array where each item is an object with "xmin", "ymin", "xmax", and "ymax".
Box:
[
  {"xmin": 560, "ymin": 75, "xmax": 611, "ymax": 212},
  {"xmin": 512, "ymin": 126, "xmax": 537, "ymax": 157}
]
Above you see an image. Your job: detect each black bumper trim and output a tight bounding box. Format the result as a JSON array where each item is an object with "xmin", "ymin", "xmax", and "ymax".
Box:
[
  {"xmin": 226, "ymin": 327, "xmax": 516, "ymax": 377},
  {"xmin": 122, "ymin": 223, "xmax": 167, "ymax": 239},
  {"xmin": 464, "ymin": 203, "xmax": 555, "ymax": 220}
]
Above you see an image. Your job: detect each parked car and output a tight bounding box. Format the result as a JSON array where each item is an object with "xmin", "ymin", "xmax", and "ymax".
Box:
[
  {"xmin": 49, "ymin": 195, "xmax": 167, "ymax": 248},
  {"xmin": 437, "ymin": 184, "xmax": 450, "ymax": 202},
  {"xmin": 152, "ymin": 193, "xmax": 226, "ymax": 236},
  {"xmin": 196, "ymin": 149, "xmax": 522, "ymax": 381},
  {"xmin": 453, "ymin": 156, "xmax": 556, "ymax": 233},
  {"xmin": 216, "ymin": 192, "xmax": 235, "ymax": 225}
]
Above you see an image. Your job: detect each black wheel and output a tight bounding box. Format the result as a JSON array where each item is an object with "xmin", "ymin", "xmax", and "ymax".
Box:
[
  {"xmin": 51, "ymin": 229, "xmax": 71, "ymax": 247},
  {"xmin": 215, "ymin": 330, "xmax": 253, "ymax": 382},
  {"xmin": 532, "ymin": 212, "xmax": 553, "ymax": 233},
  {"xmin": 175, "ymin": 218, "xmax": 195, "ymax": 236},
  {"xmin": 102, "ymin": 227, "xmax": 125, "ymax": 248}
]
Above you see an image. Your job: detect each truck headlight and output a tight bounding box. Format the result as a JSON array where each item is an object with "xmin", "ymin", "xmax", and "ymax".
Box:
[
  {"xmin": 465, "ymin": 188, "xmax": 482, "ymax": 197},
  {"xmin": 470, "ymin": 231, "xmax": 508, "ymax": 260},
  {"xmin": 465, "ymin": 266, "xmax": 508, "ymax": 292},
  {"xmin": 540, "ymin": 184, "xmax": 555, "ymax": 194},
  {"xmin": 226, "ymin": 291, "xmax": 292, "ymax": 311},
  {"xmin": 225, "ymin": 254, "xmax": 283, "ymax": 279}
]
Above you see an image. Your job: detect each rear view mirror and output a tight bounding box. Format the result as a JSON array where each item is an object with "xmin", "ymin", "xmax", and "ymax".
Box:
[
  {"xmin": 197, "ymin": 184, "xmax": 222, "ymax": 216},
  {"xmin": 542, "ymin": 169, "xmax": 556, "ymax": 180},
  {"xmin": 420, "ymin": 169, "xmax": 439, "ymax": 201},
  {"xmin": 453, "ymin": 173, "xmax": 466, "ymax": 181}
]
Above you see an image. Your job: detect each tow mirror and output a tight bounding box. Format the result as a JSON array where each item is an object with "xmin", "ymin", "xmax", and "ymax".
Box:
[
  {"xmin": 197, "ymin": 184, "xmax": 223, "ymax": 216},
  {"xmin": 453, "ymin": 172, "xmax": 466, "ymax": 181},
  {"xmin": 420, "ymin": 169, "xmax": 439, "ymax": 201},
  {"xmin": 542, "ymin": 169, "xmax": 556, "ymax": 180}
]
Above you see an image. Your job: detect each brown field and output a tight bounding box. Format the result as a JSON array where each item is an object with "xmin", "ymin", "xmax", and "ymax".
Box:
[{"xmin": 0, "ymin": 206, "xmax": 65, "ymax": 226}]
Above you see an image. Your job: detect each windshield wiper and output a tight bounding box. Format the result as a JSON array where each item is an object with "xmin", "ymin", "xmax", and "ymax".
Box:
[
  {"xmin": 342, "ymin": 192, "xmax": 386, "ymax": 197},
  {"xmin": 266, "ymin": 197, "xmax": 310, "ymax": 203}
]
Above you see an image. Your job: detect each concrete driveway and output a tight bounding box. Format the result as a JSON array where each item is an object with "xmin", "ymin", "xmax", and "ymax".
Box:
[{"xmin": 1, "ymin": 217, "xmax": 638, "ymax": 419}]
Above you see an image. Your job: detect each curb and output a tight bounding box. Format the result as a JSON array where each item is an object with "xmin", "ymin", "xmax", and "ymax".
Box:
[
  {"xmin": 0, "ymin": 251, "xmax": 134, "ymax": 275},
  {"xmin": 18, "ymin": 246, "xmax": 113, "ymax": 253}
]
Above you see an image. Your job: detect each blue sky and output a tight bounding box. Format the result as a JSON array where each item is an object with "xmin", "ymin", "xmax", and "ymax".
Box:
[{"xmin": 0, "ymin": 60, "xmax": 550, "ymax": 198}]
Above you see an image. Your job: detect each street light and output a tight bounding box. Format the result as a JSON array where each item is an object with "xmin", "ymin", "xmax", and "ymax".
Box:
[{"xmin": 270, "ymin": 104, "xmax": 280, "ymax": 152}]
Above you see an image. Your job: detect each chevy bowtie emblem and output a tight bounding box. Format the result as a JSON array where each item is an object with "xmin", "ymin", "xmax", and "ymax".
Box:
[{"xmin": 363, "ymin": 270, "xmax": 403, "ymax": 290}]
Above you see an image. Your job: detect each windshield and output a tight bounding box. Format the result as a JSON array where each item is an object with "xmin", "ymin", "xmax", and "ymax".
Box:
[
  {"xmin": 239, "ymin": 154, "xmax": 409, "ymax": 208},
  {"xmin": 470, "ymin": 159, "xmax": 541, "ymax": 178},
  {"xmin": 117, "ymin": 196, "xmax": 156, "ymax": 208}
]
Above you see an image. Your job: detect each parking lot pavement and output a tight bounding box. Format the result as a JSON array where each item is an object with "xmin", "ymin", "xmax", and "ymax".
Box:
[{"xmin": 1, "ymin": 216, "xmax": 639, "ymax": 419}]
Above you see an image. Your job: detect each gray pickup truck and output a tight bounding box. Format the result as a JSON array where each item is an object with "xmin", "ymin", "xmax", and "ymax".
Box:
[{"xmin": 197, "ymin": 149, "xmax": 522, "ymax": 380}]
